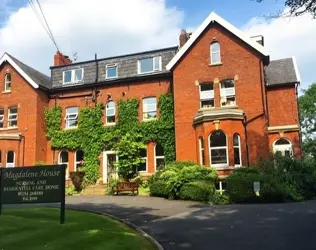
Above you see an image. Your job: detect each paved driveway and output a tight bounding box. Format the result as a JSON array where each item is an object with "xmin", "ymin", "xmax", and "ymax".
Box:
[{"xmin": 65, "ymin": 196, "xmax": 316, "ymax": 250}]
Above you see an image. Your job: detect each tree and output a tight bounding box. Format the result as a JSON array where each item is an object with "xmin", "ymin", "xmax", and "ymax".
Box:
[
  {"xmin": 299, "ymin": 83, "xmax": 316, "ymax": 159},
  {"xmin": 257, "ymin": 0, "xmax": 316, "ymax": 18}
]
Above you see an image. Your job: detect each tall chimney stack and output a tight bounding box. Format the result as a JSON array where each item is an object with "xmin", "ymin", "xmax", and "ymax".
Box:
[
  {"xmin": 179, "ymin": 29, "xmax": 191, "ymax": 48},
  {"xmin": 54, "ymin": 51, "xmax": 72, "ymax": 66}
]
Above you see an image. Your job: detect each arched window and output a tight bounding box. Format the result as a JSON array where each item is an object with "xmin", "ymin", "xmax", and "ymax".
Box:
[
  {"xmin": 233, "ymin": 134, "xmax": 241, "ymax": 167},
  {"xmin": 199, "ymin": 137, "xmax": 205, "ymax": 166},
  {"xmin": 210, "ymin": 42, "xmax": 221, "ymax": 65},
  {"xmin": 5, "ymin": 73, "xmax": 11, "ymax": 92},
  {"xmin": 155, "ymin": 144, "xmax": 165, "ymax": 170},
  {"xmin": 273, "ymin": 138, "xmax": 293, "ymax": 157},
  {"xmin": 137, "ymin": 147, "xmax": 147, "ymax": 172},
  {"xmin": 58, "ymin": 151, "xmax": 69, "ymax": 178},
  {"xmin": 209, "ymin": 131, "xmax": 228, "ymax": 167},
  {"xmin": 75, "ymin": 150, "xmax": 84, "ymax": 171},
  {"xmin": 6, "ymin": 151, "xmax": 15, "ymax": 168},
  {"xmin": 106, "ymin": 101, "xmax": 116, "ymax": 124}
]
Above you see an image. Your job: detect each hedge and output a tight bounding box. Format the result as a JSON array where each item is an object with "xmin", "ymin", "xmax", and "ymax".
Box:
[{"xmin": 178, "ymin": 181, "xmax": 215, "ymax": 202}]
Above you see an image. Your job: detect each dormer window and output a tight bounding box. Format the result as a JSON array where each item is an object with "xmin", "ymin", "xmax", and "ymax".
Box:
[
  {"xmin": 138, "ymin": 56, "xmax": 161, "ymax": 74},
  {"xmin": 4, "ymin": 73, "xmax": 11, "ymax": 92},
  {"xmin": 63, "ymin": 69, "xmax": 83, "ymax": 84},
  {"xmin": 210, "ymin": 42, "xmax": 221, "ymax": 65},
  {"xmin": 106, "ymin": 64, "xmax": 118, "ymax": 79}
]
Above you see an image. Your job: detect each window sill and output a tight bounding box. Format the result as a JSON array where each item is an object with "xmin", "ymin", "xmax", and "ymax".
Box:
[
  {"xmin": 209, "ymin": 62, "xmax": 223, "ymax": 67},
  {"xmin": 1, "ymin": 90, "xmax": 11, "ymax": 94},
  {"xmin": 142, "ymin": 118, "xmax": 157, "ymax": 122},
  {"xmin": 0, "ymin": 127, "xmax": 18, "ymax": 131},
  {"xmin": 105, "ymin": 123, "xmax": 116, "ymax": 127},
  {"xmin": 63, "ymin": 127, "xmax": 78, "ymax": 131},
  {"xmin": 105, "ymin": 77, "xmax": 118, "ymax": 81}
]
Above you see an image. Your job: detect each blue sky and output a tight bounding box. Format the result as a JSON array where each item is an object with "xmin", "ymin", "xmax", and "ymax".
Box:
[{"xmin": 0, "ymin": 0, "xmax": 314, "ymax": 90}]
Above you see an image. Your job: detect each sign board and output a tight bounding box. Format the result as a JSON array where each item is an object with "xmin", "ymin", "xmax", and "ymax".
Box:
[
  {"xmin": 0, "ymin": 165, "xmax": 66, "ymax": 224},
  {"xmin": 253, "ymin": 181, "xmax": 260, "ymax": 193}
]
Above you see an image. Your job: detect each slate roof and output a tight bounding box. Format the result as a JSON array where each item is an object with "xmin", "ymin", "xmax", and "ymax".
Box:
[
  {"xmin": 7, "ymin": 53, "xmax": 51, "ymax": 89},
  {"xmin": 265, "ymin": 58, "xmax": 300, "ymax": 86}
]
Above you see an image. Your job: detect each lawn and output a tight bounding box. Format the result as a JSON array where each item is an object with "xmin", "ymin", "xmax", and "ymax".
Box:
[{"xmin": 0, "ymin": 207, "xmax": 157, "ymax": 250}]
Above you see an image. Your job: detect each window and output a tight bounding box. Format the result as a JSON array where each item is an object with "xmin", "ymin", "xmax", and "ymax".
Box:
[
  {"xmin": 6, "ymin": 151, "xmax": 15, "ymax": 168},
  {"xmin": 220, "ymin": 79, "xmax": 236, "ymax": 107},
  {"xmin": 199, "ymin": 83, "xmax": 214, "ymax": 108},
  {"xmin": 75, "ymin": 150, "xmax": 84, "ymax": 171},
  {"xmin": 106, "ymin": 64, "xmax": 118, "ymax": 79},
  {"xmin": 137, "ymin": 147, "xmax": 147, "ymax": 172},
  {"xmin": 209, "ymin": 130, "xmax": 228, "ymax": 167},
  {"xmin": 65, "ymin": 107, "xmax": 79, "ymax": 129},
  {"xmin": 0, "ymin": 109, "xmax": 4, "ymax": 128},
  {"xmin": 138, "ymin": 56, "xmax": 161, "ymax": 74},
  {"xmin": 63, "ymin": 69, "xmax": 83, "ymax": 84},
  {"xmin": 155, "ymin": 144, "xmax": 165, "ymax": 170},
  {"xmin": 199, "ymin": 137, "xmax": 205, "ymax": 165},
  {"xmin": 106, "ymin": 101, "xmax": 116, "ymax": 124},
  {"xmin": 233, "ymin": 134, "xmax": 241, "ymax": 167},
  {"xmin": 210, "ymin": 42, "xmax": 221, "ymax": 65},
  {"xmin": 143, "ymin": 97, "xmax": 157, "ymax": 120},
  {"xmin": 273, "ymin": 138, "xmax": 293, "ymax": 157},
  {"xmin": 4, "ymin": 73, "xmax": 11, "ymax": 92},
  {"xmin": 8, "ymin": 107, "xmax": 18, "ymax": 128},
  {"xmin": 58, "ymin": 151, "xmax": 69, "ymax": 178}
]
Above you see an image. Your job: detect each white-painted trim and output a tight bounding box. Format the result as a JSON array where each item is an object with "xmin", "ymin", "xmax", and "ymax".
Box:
[
  {"xmin": 273, "ymin": 138, "xmax": 293, "ymax": 156},
  {"xmin": 137, "ymin": 56, "xmax": 162, "ymax": 75},
  {"xmin": 209, "ymin": 131, "xmax": 229, "ymax": 168},
  {"xmin": 106, "ymin": 101, "xmax": 116, "ymax": 124},
  {"xmin": 233, "ymin": 133, "xmax": 242, "ymax": 168},
  {"xmin": 166, "ymin": 12, "xmax": 269, "ymax": 71},
  {"xmin": 0, "ymin": 53, "xmax": 39, "ymax": 89},
  {"xmin": 58, "ymin": 150, "xmax": 69, "ymax": 179},
  {"xmin": 292, "ymin": 56, "xmax": 301, "ymax": 83},
  {"xmin": 106, "ymin": 64, "xmax": 118, "ymax": 79},
  {"xmin": 6, "ymin": 150, "xmax": 15, "ymax": 168},
  {"xmin": 62, "ymin": 68, "xmax": 84, "ymax": 85}
]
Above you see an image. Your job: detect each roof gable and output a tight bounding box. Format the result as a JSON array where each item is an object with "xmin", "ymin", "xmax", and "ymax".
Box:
[
  {"xmin": 166, "ymin": 12, "xmax": 269, "ymax": 71},
  {"xmin": 0, "ymin": 53, "xmax": 51, "ymax": 89}
]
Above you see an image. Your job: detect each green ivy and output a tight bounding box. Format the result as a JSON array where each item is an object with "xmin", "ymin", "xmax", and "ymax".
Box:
[{"xmin": 45, "ymin": 94, "xmax": 175, "ymax": 184}]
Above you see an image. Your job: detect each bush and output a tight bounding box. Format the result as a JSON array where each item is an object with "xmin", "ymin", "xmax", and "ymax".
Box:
[
  {"xmin": 107, "ymin": 179, "xmax": 118, "ymax": 195},
  {"xmin": 65, "ymin": 185, "xmax": 78, "ymax": 196},
  {"xmin": 149, "ymin": 180, "xmax": 169, "ymax": 198},
  {"xmin": 179, "ymin": 181, "xmax": 215, "ymax": 202},
  {"xmin": 210, "ymin": 191, "xmax": 231, "ymax": 205},
  {"xmin": 149, "ymin": 161, "xmax": 218, "ymax": 199}
]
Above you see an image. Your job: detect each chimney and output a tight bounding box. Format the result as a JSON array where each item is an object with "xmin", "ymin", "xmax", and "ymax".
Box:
[
  {"xmin": 250, "ymin": 35, "xmax": 264, "ymax": 46},
  {"xmin": 179, "ymin": 29, "xmax": 191, "ymax": 48},
  {"xmin": 54, "ymin": 51, "xmax": 72, "ymax": 66}
]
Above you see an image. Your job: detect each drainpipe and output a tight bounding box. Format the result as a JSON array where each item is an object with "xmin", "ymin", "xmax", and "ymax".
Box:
[
  {"xmin": 295, "ymin": 83, "xmax": 303, "ymax": 158},
  {"xmin": 243, "ymin": 114, "xmax": 250, "ymax": 167}
]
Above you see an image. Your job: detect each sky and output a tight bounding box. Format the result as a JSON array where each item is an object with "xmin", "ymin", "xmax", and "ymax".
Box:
[{"xmin": 0, "ymin": 0, "xmax": 315, "ymax": 90}]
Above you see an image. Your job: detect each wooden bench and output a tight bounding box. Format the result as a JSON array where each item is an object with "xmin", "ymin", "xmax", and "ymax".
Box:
[{"xmin": 114, "ymin": 181, "xmax": 139, "ymax": 195}]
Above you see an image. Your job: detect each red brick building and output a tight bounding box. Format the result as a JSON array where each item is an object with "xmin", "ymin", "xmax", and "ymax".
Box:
[{"xmin": 0, "ymin": 12, "xmax": 301, "ymax": 182}]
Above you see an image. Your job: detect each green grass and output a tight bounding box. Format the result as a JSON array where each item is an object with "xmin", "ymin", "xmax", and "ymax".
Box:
[{"xmin": 0, "ymin": 207, "xmax": 156, "ymax": 250}]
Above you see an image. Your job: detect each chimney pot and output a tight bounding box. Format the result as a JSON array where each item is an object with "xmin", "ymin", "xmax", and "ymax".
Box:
[{"xmin": 54, "ymin": 51, "xmax": 72, "ymax": 66}]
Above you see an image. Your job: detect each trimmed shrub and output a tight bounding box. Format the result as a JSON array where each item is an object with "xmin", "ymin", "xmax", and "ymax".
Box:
[
  {"xmin": 210, "ymin": 191, "xmax": 231, "ymax": 205},
  {"xmin": 179, "ymin": 181, "xmax": 215, "ymax": 202},
  {"xmin": 149, "ymin": 180, "xmax": 169, "ymax": 198}
]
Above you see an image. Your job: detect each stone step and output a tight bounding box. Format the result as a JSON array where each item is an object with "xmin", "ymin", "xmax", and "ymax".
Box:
[{"xmin": 83, "ymin": 185, "xmax": 107, "ymax": 196}]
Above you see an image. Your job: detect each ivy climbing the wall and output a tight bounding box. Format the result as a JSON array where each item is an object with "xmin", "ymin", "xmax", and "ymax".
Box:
[{"xmin": 45, "ymin": 94, "xmax": 175, "ymax": 184}]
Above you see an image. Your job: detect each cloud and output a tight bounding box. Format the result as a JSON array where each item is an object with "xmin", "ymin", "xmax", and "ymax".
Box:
[
  {"xmin": 0, "ymin": 0, "xmax": 183, "ymax": 74},
  {"xmin": 242, "ymin": 10, "xmax": 316, "ymax": 90}
]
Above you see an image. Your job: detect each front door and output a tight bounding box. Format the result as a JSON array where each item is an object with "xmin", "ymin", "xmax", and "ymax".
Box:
[{"xmin": 103, "ymin": 151, "xmax": 118, "ymax": 184}]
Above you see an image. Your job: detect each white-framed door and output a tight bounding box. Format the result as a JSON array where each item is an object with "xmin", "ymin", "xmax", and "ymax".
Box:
[{"xmin": 103, "ymin": 151, "xmax": 118, "ymax": 184}]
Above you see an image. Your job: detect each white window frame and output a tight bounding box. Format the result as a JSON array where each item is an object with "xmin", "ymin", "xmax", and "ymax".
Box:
[
  {"xmin": 58, "ymin": 151, "xmax": 69, "ymax": 179},
  {"xmin": 63, "ymin": 68, "xmax": 84, "ymax": 85},
  {"xmin": 0, "ymin": 108, "xmax": 4, "ymax": 128},
  {"xmin": 137, "ymin": 56, "xmax": 162, "ymax": 74},
  {"xmin": 199, "ymin": 83, "xmax": 214, "ymax": 109},
  {"xmin": 6, "ymin": 151, "xmax": 15, "ymax": 168},
  {"xmin": 74, "ymin": 150, "xmax": 84, "ymax": 172},
  {"xmin": 65, "ymin": 107, "xmax": 79, "ymax": 129},
  {"xmin": 106, "ymin": 101, "xmax": 116, "ymax": 125},
  {"xmin": 142, "ymin": 97, "xmax": 157, "ymax": 120},
  {"xmin": 199, "ymin": 137, "xmax": 205, "ymax": 166},
  {"xmin": 4, "ymin": 73, "xmax": 11, "ymax": 92},
  {"xmin": 210, "ymin": 42, "xmax": 221, "ymax": 65},
  {"xmin": 273, "ymin": 138, "xmax": 293, "ymax": 157},
  {"xmin": 220, "ymin": 79, "xmax": 236, "ymax": 107},
  {"xmin": 106, "ymin": 64, "xmax": 118, "ymax": 79},
  {"xmin": 7, "ymin": 107, "xmax": 18, "ymax": 128},
  {"xmin": 233, "ymin": 134, "xmax": 242, "ymax": 167},
  {"xmin": 154, "ymin": 144, "xmax": 165, "ymax": 171},
  {"xmin": 137, "ymin": 148, "xmax": 148, "ymax": 173},
  {"xmin": 209, "ymin": 131, "xmax": 229, "ymax": 168}
]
